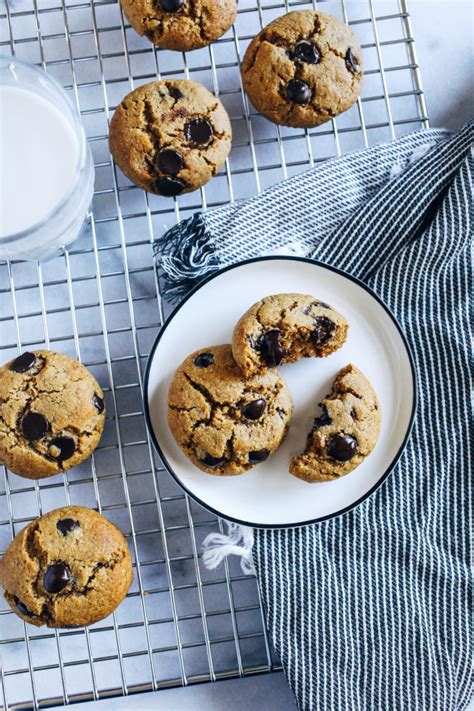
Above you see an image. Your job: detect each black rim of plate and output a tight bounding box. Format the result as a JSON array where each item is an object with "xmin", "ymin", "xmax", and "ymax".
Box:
[{"xmin": 143, "ymin": 256, "xmax": 418, "ymax": 529}]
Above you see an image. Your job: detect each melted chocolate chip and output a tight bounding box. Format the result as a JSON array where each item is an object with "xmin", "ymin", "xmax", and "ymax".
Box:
[
  {"xmin": 14, "ymin": 596, "xmax": 34, "ymax": 617},
  {"xmin": 158, "ymin": 0, "xmax": 184, "ymax": 11},
  {"xmin": 286, "ymin": 79, "xmax": 310, "ymax": 104},
  {"xmin": 350, "ymin": 408, "xmax": 357, "ymax": 420},
  {"xmin": 345, "ymin": 48, "xmax": 361, "ymax": 74},
  {"xmin": 43, "ymin": 563, "xmax": 70, "ymax": 594},
  {"xmin": 185, "ymin": 118, "xmax": 213, "ymax": 146},
  {"xmin": 10, "ymin": 352, "xmax": 36, "ymax": 373},
  {"xmin": 314, "ymin": 405, "xmax": 332, "ymax": 428},
  {"xmin": 168, "ymin": 86, "xmax": 183, "ymax": 101},
  {"xmin": 241, "ymin": 398, "xmax": 266, "ymax": 420},
  {"xmin": 201, "ymin": 453, "xmax": 225, "ymax": 468},
  {"xmin": 56, "ymin": 518, "xmax": 80, "ymax": 536},
  {"xmin": 21, "ymin": 411, "xmax": 49, "ymax": 440},
  {"xmin": 291, "ymin": 41, "xmax": 321, "ymax": 64},
  {"xmin": 156, "ymin": 149, "xmax": 183, "ymax": 176},
  {"xmin": 304, "ymin": 301, "xmax": 330, "ymax": 315},
  {"xmin": 153, "ymin": 177, "xmax": 186, "ymax": 197},
  {"xmin": 327, "ymin": 433, "xmax": 358, "ymax": 461},
  {"xmin": 311, "ymin": 316, "xmax": 335, "ymax": 345},
  {"xmin": 194, "ymin": 352, "xmax": 214, "ymax": 368},
  {"xmin": 249, "ymin": 449, "xmax": 270, "ymax": 464},
  {"xmin": 49, "ymin": 436, "xmax": 75, "ymax": 461},
  {"xmin": 256, "ymin": 329, "xmax": 285, "ymax": 367},
  {"xmin": 93, "ymin": 393, "xmax": 104, "ymax": 414}
]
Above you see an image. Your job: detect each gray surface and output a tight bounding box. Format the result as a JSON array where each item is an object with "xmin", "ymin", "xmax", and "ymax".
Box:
[
  {"xmin": 410, "ymin": 1, "xmax": 473, "ymax": 130},
  {"xmin": 0, "ymin": 1, "xmax": 472, "ymax": 710},
  {"xmin": 72, "ymin": 672, "xmax": 297, "ymax": 711}
]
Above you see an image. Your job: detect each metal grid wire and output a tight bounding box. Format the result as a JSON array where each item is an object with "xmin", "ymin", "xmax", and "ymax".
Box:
[{"xmin": 0, "ymin": 0, "xmax": 428, "ymax": 707}]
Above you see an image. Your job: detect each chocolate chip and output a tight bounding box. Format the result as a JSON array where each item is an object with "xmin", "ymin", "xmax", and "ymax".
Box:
[
  {"xmin": 156, "ymin": 149, "xmax": 183, "ymax": 176},
  {"xmin": 327, "ymin": 433, "xmax": 358, "ymax": 461},
  {"xmin": 256, "ymin": 329, "xmax": 285, "ymax": 367},
  {"xmin": 14, "ymin": 596, "xmax": 34, "ymax": 617},
  {"xmin": 241, "ymin": 398, "xmax": 266, "ymax": 420},
  {"xmin": 158, "ymin": 0, "xmax": 184, "ymax": 11},
  {"xmin": 194, "ymin": 352, "xmax": 214, "ymax": 368},
  {"xmin": 249, "ymin": 449, "xmax": 270, "ymax": 463},
  {"xmin": 311, "ymin": 316, "xmax": 335, "ymax": 345},
  {"xmin": 314, "ymin": 301, "xmax": 330, "ymax": 309},
  {"xmin": 201, "ymin": 453, "xmax": 225, "ymax": 468},
  {"xmin": 43, "ymin": 563, "xmax": 70, "ymax": 594},
  {"xmin": 21, "ymin": 411, "xmax": 49, "ymax": 440},
  {"xmin": 49, "ymin": 436, "xmax": 75, "ymax": 461},
  {"xmin": 345, "ymin": 48, "xmax": 361, "ymax": 74},
  {"xmin": 314, "ymin": 405, "xmax": 331, "ymax": 428},
  {"xmin": 153, "ymin": 177, "xmax": 186, "ymax": 197},
  {"xmin": 291, "ymin": 41, "xmax": 321, "ymax": 64},
  {"xmin": 185, "ymin": 118, "xmax": 213, "ymax": 146},
  {"xmin": 10, "ymin": 352, "xmax": 36, "ymax": 373},
  {"xmin": 286, "ymin": 79, "xmax": 310, "ymax": 104},
  {"xmin": 168, "ymin": 86, "xmax": 183, "ymax": 100},
  {"xmin": 351, "ymin": 408, "xmax": 357, "ymax": 420},
  {"xmin": 56, "ymin": 518, "xmax": 80, "ymax": 536},
  {"xmin": 93, "ymin": 393, "xmax": 104, "ymax": 414}
]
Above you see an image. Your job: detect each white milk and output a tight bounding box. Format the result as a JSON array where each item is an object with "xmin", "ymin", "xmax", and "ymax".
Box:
[{"xmin": 0, "ymin": 86, "xmax": 80, "ymax": 236}]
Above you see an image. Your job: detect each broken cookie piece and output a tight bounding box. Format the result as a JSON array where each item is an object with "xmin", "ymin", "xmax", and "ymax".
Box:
[
  {"xmin": 232, "ymin": 293, "xmax": 348, "ymax": 378},
  {"xmin": 0, "ymin": 506, "xmax": 132, "ymax": 628},
  {"xmin": 290, "ymin": 364, "xmax": 381, "ymax": 482},
  {"xmin": 167, "ymin": 344, "xmax": 293, "ymax": 475}
]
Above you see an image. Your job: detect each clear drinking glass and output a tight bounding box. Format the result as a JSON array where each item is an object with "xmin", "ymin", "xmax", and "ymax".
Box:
[{"xmin": 0, "ymin": 56, "xmax": 94, "ymax": 261}]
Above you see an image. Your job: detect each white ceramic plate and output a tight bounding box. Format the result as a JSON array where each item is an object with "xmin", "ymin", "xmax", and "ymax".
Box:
[{"xmin": 145, "ymin": 257, "xmax": 416, "ymax": 528}]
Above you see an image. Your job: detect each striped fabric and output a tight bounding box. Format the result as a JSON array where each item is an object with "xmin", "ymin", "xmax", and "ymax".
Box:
[{"xmin": 157, "ymin": 121, "xmax": 473, "ymax": 710}]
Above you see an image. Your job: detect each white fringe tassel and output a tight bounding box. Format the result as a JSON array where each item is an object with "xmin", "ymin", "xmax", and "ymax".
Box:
[{"xmin": 202, "ymin": 523, "xmax": 255, "ymax": 575}]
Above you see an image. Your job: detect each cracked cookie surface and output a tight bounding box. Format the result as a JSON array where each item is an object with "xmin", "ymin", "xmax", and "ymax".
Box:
[
  {"xmin": 109, "ymin": 79, "xmax": 232, "ymax": 197},
  {"xmin": 241, "ymin": 10, "xmax": 363, "ymax": 128},
  {"xmin": 120, "ymin": 0, "xmax": 236, "ymax": 52},
  {"xmin": 232, "ymin": 293, "xmax": 348, "ymax": 378},
  {"xmin": 0, "ymin": 350, "xmax": 105, "ymax": 479},
  {"xmin": 290, "ymin": 364, "xmax": 381, "ymax": 482},
  {"xmin": 0, "ymin": 506, "xmax": 133, "ymax": 628},
  {"xmin": 168, "ymin": 344, "xmax": 293, "ymax": 475}
]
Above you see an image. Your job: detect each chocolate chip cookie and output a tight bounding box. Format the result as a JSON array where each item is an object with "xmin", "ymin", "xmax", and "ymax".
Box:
[
  {"xmin": 290, "ymin": 364, "xmax": 381, "ymax": 482},
  {"xmin": 241, "ymin": 10, "xmax": 363, "ymax": 128},
  {"xmin": 168, "ymin": 344, "xmax": 293, "ymax": 475},
  {"xmin": 109, "ymin": 80, "xmax": 232, "ymax": 197},
  {"xmin": 0, "ymin": 506, "xmax": 133, "ymax": 628},
  {"xmin": 0, "ymin": 350, "xmax": 105, "ymax": 480},
  {"xmin": 232, "ymin": 294, "xmax": 348, "ymax": 378},
  {"xmin": 120, "ymin": 0, "xmax": 237, "ymax": 52}
]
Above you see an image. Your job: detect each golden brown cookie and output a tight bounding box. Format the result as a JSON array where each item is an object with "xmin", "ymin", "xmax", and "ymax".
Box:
[
  {"xmin": 241, "ymin": 10, "xmax": 363, "ymax": 128},
  {"xmin": 290, "ymin": 364, "xmax": 381, "ymax": 482},
  {"xmin": 120, "ymin": 0, "xmax": 237, "ymax": 52},
  {"xmin": 0, "ymin": 350, "xmax": 105, "ymax": 479},
  {"xmin": 232, "ymin": 294, "xmax": 348, "ymax": 378},
  {"xmin": 0, "ymin": 506, "xmax": 133, "ymax": 628},
  {"xmin": 109, "ymin": 79, "xmax": 232, "ymax": 197},
  {"xmin": 168, "ymin": 344, "xmax": 293, "ymax": 475}
]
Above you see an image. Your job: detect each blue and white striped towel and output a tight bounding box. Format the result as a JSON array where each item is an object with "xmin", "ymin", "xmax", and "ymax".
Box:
[{"xmin": 155, "ymin": 121, "xmax": 473, "ymax": 710}]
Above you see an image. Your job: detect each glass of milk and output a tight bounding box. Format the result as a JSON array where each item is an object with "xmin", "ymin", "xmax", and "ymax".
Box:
[{"xmin": 0, "ymin": 56, "xmax": 95, "ymax": 261}]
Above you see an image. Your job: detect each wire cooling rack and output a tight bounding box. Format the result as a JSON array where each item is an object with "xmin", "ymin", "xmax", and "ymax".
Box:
[{"xmin": 0, "ymin": 0, "xmax": 428, "ymax": 708}]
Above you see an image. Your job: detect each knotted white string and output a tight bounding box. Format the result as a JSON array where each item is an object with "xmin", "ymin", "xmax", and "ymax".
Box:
[{"xmin": 202, "ymin": 522, "xmax": 255, "ymax": 575}]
